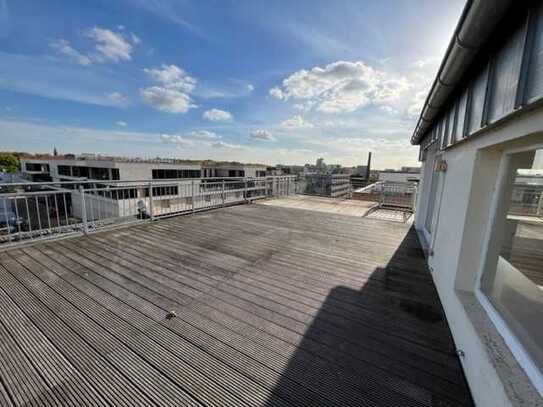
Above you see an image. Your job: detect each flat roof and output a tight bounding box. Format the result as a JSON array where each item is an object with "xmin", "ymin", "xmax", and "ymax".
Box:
[{"xmin": 19, "ymin": 157, "xmax": 268, "ymax": 168}]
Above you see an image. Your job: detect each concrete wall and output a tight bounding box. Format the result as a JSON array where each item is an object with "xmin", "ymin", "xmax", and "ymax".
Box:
[{"xmin": 415, "ymin": 108, "xmax": 543, "ymax": 406}]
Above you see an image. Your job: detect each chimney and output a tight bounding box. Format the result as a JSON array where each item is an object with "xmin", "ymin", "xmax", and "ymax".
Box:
[{"xmin": 365, "ymin": 152, "xmax": 372, "ymax": 181}]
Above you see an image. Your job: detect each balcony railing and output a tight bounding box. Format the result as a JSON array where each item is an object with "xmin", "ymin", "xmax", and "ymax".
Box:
[
  {"xmin": 0, "ymin": 176, "xmax": 298, "ymax": 249},
  {"xmin": 352, "ymin": 181, "xmax": 418, "ymax": 211}
]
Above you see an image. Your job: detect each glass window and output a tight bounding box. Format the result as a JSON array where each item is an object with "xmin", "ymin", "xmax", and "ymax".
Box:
[
  {"xmin": 57, "ymin": 165, "xmax": 71, "ymax": 176},
  {"xmin": 89, "ymin": 167, "xmax": 110, "ymax": 180},
  {"xmin": 481, "ymin": 147, "xmax": 543, "ymax": 371}
]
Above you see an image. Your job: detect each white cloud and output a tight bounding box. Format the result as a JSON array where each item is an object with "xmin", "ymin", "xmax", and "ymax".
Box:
[
  {"xmin": 141, "ymin": 64, "xmax": 197, "ymax": 114},
  {"xmin": 50, "ymin": 27, "xmax": 138, "ymax": 66},
  {"xmin": 246, "ymin": 84, "xmax": 255, "ymax": 92},
  {"xmin": 130, "ymin": 32, "xmax": 141, "ymax": 44},
  {"xmin": 143, "ymin": 64, "xmax": 196, "ymax": 92},
  {"xmin": 270, "ymin": 60, "xmax": 411, "ymax": 114},
  {"xmin": 49, "ymin": 39, "xmax": 92, "ymax": 66},
  {"xmin": 141, "ymin": 86, "xmax": 195, "ymax": 113},
  {"xmin": 160, "ymin": 133, "xmax": 193, "ymax": 146},
  {"xmin": 280, "ymin": 115, "xmax": 314, "ymax": 129},
  {"xmin": 86, "ymin": 27, "xmax": 133, "ymax": 62},
  {"xmin": 212, "ymin": 140, "xmax": 243, "ymax": 149},
  {"xmin": 269, "ymin": 86, "xmax": 284, "ymax": 100},
  {"xmin": 202, "ymin": 108, "xmax": 233, "ymax": 122},
  {"xmin": 115, "ymin": 120, "xmax": 127, "ymax": 127},
  {"xmin": 293, "ymin": 101, "xmax": 315, "ymax": 112},
  {"xmin": 406, "ymin": 89, "xmax": 428, "ymax": 118},
  {"xmin": 335, "ymin": 137, "xmax": 411, "ymax": 153},
  {"xmin": 108, "ymin": 92, "xmax": 128, "ymax": 105},
  {"xmin": 188, "ymin": 130, "xmax": 220, "ymax": 140},
  {"xmin": 250, "ymin": 129, "xmax": 276, "ymax": 142}
]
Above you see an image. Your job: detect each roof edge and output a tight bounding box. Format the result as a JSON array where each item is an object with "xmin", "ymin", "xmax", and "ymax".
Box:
[{"xmin": 410, "ymin": 0, "xmax": 514, "ymax": 145}]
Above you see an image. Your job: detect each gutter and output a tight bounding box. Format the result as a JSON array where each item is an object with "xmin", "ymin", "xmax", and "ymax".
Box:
[{"xmin": 411, "ymin": 0, "xmax": 513, "ymax": 145}]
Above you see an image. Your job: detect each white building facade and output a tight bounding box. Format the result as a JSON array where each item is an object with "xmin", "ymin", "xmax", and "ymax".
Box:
[
  {"xmin": 413, "ymin": 2, "xmax": 543, "ymax": 406},
  {"xmin": 19, "ymin": 157, "xmax": 268, "ymax": 183},
  {"xmin": 18, "ymin": 157, "xmax": 269, "ymax": 221}
]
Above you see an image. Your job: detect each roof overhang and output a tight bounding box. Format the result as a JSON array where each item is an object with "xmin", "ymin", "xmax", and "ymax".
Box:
[{"xmin": 411, "ymin": 0, "xmax": 514, "ymax": 145}]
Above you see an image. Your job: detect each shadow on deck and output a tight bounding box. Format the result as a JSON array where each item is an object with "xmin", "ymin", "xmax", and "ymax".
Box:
[{"xmin": 262, "ymin": 226, "xmax": 473, "ymax": 407}]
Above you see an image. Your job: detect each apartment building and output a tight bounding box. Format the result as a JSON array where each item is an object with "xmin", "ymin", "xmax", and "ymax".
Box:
[
  {"xmin": 412, "ymin": 1, "xmax": 543, "ymax": 406},
  {"xmin": 20, "ymin": 156, "xmax": 267, "ymax": 182},
  {"xmin": 377, "ymin": 169, "xmax": 421, "ymax": 183},
  {"xmin": 18, "ymin": 156, "xmax": 269, "ymax": 221}
]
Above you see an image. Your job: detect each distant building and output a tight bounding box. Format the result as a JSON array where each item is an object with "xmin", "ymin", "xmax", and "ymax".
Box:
[
  {"xmin": 19, "ymin": 157, "xmax": 268, "ymax": 183},
  {"xmin": 302, "ymin": 174, "xmax": 351, "ymax": 198},
  {"xmin": 18, "ymin": 156, "xmax": 270, "ymax": 222},
  {"xmin": 315, "ymin": 157, "xmax": 326, "ymax": 173},
  {"xmin": 400, "ymin": 166, "xmax": 421, "ymax": 173},
  {"xmin": 274, "ymin": 165, "xmax": 304, "ymax": 176},
  {"xmin": 378, "ymin": 170, "xmax": 420, "ymax": 183}
]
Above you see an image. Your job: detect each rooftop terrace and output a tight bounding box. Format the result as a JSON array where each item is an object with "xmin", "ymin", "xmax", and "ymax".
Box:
[{"xmin": 0, "ymin": 201, "xmax": 473, "ymax": 407}]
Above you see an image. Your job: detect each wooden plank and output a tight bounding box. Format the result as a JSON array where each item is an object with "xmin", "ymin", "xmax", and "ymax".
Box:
[
  {"xmin": 7, "ymin": 250, "xmax": 281, "ymax": 407},
  {"xmin": 0, "ymin": 284, "xmax": 107, "ymax": 407},
  {"xmin": 0, "ymin": 256, "xmax": 200, "ymax": 407}
]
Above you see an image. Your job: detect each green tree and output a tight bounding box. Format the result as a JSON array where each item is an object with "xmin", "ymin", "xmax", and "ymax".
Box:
[{"xmin": 0, "ymin": 153, "xmax": 19, "ymax": 173}]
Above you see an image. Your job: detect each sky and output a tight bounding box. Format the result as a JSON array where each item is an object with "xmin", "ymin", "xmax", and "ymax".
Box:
[{"xmin": 0, "ymin": 0, "xmax": 465, "ymax": 169}]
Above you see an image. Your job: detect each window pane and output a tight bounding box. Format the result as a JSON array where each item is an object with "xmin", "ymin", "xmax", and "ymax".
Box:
[{"xmin": 481, "ymin": 147, "xmax": 543, "ymax": 370}]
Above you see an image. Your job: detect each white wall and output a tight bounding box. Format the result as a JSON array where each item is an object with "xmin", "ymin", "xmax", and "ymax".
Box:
[
  {"xmin": 378, "ymin": 171, "xmax": 420, "ymax": 183},
  {"xmin": 415, "ymin": 108, "xmax": 543, "ymax": 407}
]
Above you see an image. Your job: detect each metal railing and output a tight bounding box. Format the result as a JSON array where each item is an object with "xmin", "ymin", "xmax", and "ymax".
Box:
[
  {"xmin": 352, "ymin": 181, "xmax": 418, "ymax": 211},
  {"xmin": 509, "ymin": 185, "xmax": 543, "ymax": 218},
  {"xmin": 0, "ymin": 176, "xmax": 297, "ymax": 249}
]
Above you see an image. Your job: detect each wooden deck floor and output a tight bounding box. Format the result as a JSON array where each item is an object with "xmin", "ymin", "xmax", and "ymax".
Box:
[
  {"xmin": 258, "ymin": 195, "xmax": 377, "ymax": 217},
  {"xmin": 0, "ymin": 203, "xmax": 473, "ymax": 407}
]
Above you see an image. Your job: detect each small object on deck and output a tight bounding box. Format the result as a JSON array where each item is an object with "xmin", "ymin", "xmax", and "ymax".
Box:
[{"xmin": 165, "ymin": 310, "xmax": 177, "ymax": 320}]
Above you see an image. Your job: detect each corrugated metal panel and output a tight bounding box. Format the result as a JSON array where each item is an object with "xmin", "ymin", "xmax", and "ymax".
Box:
[
  {"xmin": 487, "ymin": 24, "xmax": 525, "ymax": 122},
  {"xmin": 454, "ymin": 89, "xmax": 469, "ymax": 141},
  {"xmin": 467, "ymin": 64, "xmax": 489, "ymax": 135},
  {"xmin": 440, "ymin": 113, "xmax": 449, "ymax": 150},
  {"xmin": 526, "ymin": 3, "xmax": 543, "ymax": 103},
  {"xmin": 446, "ymin": 104, "xmax": 457, "ymax": 146}
]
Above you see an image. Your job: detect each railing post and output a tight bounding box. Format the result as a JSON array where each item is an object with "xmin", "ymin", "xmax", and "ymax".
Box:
[
  {"xmin": 537, "ymin": 191, "xmax": 543, "ymax": 217},
  {"xmin": 244, "ymin": 179, "xmax": 248, "ymax": 203},
  {"xmin": 222, "ymin": 180, "xmax": 225, "ymax": 207},
  {"xmin": 79, "ymin": 186, "xmax": 88, "ymax": 235},
  {"xmin": 412, "ymin": 184, "xmax": 418, "ymax": 213},
  {"xmin": 148, "ymin": 182, "xmax": 154, "ymax": 221},
  {"xmin": 192, "ymin": 180, "xmax": 196, "ymax": 213}
]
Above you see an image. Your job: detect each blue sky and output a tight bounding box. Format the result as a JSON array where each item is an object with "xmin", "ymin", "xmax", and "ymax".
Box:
[{"xmin": 0, "ymin": 0, "xmax": 464, "ymax": 169}]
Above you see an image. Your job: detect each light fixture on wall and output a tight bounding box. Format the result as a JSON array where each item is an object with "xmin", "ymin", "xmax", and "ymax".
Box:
[{"xmin": 434, "ymin": 159, "xmax": 448, "ymax": 172}]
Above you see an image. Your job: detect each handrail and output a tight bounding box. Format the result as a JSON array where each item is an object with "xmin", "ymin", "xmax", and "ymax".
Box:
[
  {"xmin": 0, "ymin": 176, "xmax": 298, "ymax": 249},
  {"xmin": 0, "ymin": 175, "xmax": 296, "ymax": 188}
]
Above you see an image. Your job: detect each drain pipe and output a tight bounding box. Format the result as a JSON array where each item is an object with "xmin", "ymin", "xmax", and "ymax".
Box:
[{"xmin": 412, "ymin": 0, "xmax": 513, "ymax": 145}]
